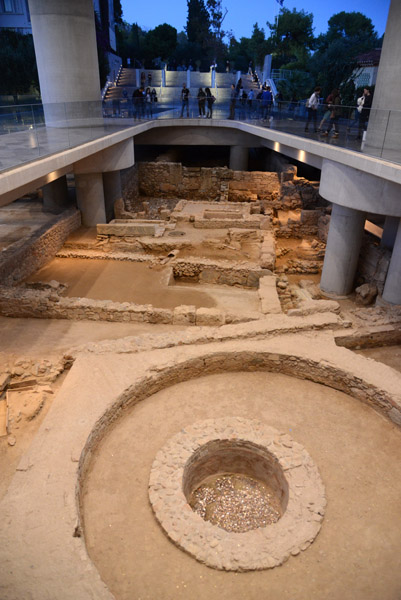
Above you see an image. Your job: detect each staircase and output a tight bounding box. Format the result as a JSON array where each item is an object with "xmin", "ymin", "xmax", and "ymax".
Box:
[{"xmin": 103, "ymin": 69, "xmax": 261, "ymax": 107}]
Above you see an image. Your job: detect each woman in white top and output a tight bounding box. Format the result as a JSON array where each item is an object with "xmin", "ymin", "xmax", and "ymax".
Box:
[{"xmin": 304, "ymin": 87, "xmax": 321, "ymax": 132}]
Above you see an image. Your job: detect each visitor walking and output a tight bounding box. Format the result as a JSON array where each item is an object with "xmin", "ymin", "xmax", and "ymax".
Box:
[
  {"xmin": 322, "ymin": 89, "xmax": 341, "ymax": 138},
  {"xmin": 205, "ymin": 87, "xmax": 215, "ymax": 118},
  {"xmin": 304, "ymin": 87, "xmax": 321, "ymax": 132},
  {"xmin": 180, "ymin": 83, "xmax": 190, "ymax": 117},
  {"xmin": 197, "ymin": 87, "xmax": 206, "ymax": 117},
  {"xmin": 318, "ymin": 92, "xmax": 333, "ymax": 132}
]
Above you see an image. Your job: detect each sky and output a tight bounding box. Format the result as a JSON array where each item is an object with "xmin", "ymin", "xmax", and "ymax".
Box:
[{"xmin": 120, "ymin": 0, "xmax": 390, "ymax": 40}]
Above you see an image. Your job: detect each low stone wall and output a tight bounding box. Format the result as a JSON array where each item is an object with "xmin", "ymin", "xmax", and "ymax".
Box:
[
  {"xmin": 0, "ymin": 285, "xmax": 260, "ymax": 327},
  {"xmin": 0, "ymin": 209, "xmax": 81, "ymax": 286},
  {"xmin": 173, "ymin": 258, "xmax": 265, "ymax": 288}
]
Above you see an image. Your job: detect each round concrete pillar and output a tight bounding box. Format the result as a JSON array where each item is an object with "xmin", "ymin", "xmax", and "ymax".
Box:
[
  {"xmin": 381, "ymin": 215, "xmax": 399, "ymax": 249},
  {"xmin": 382, "ymin": 219, "xmax": 401, "ymax": 305},
  {"xmin": 364, "ymin": 1, "xmax": 401, "ymax": 158},
  {"xmin": 75, "ymin": 173, "xmax": 106, "ymax": 226},
  {"xmin": 42, "ymin": 175, "xmax": 70, "ymax": 214},
  {"xmin": 28, "ymin": 0, "xmax": 102, "ymax": 126},
  {"xmin": 320, "ymin": 204, "xmax": 366, "ymax": 297},
  {"xmin": 229, "ymin": 146, "xmax": 248, "ymax": 171},
  {"xmin": 103, "ymin": 171, "xmax": 122, "ymax": 222}
]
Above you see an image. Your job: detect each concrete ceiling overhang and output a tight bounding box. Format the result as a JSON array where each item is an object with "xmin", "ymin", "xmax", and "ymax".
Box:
[
  {"xmin": 134, "ymin": 125, "xmax": 263, "ymax": 148},
  {"xmin": 2, "ymin": 119, "xmax": 401, "ymax": 209}
]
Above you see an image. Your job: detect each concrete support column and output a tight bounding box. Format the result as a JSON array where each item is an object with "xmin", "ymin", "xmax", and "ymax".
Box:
[
  {"xmin": 382, "ymin": 219, "xmax": 401, "ymax": 304},
  {"xmin": 75, "ymin": 173, "xmax": 106, "ymax": 226},
  {"xmin": 364, "ymin": 1, "xmax": 401, "ymax": 158},
  {"xmin": 320, "ymin": 203, "xmax": 366, "ymax": 297},
  {"xmin": 28, "ymin": 0, "xmax": 102, "ymax": 126},
  {"xmin": 381, "ymin": 216, "xmax": 400, "ymax": 249},
  {"xmin": 42, "ymin": 175, "xmax": 70, "ymax": 214},
  {"xmin": 229, "ymin": 146, "xmax": 248, "ymax": 171},
  {"xmin": 102, "ymin": 171, "xmax": 122, "ymax": 222}
]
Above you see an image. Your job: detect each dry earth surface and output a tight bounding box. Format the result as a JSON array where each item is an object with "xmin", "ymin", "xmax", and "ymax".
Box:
[{"xmin": 82, "ymin": 371, "xmax": 401, "ymax": 600}]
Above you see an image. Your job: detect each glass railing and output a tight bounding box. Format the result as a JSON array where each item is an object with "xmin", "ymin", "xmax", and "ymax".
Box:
[{"xmin": 0, "ymin": 99, "xmax": 398, "ymax": 173}]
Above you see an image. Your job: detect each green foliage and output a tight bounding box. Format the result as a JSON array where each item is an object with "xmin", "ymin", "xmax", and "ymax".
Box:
[
  {"xmin": 276, "ymin": 71, "xmax": 315, "ymax": 101},
  {"xmin": 267, "ymin": 8, "xmax": 314, "ymax": 70},
  {"xmin": 309, "ymin": 11, "xmax": 379, "ymax": 97},
  {"xmin": 145, "ymin": 24, "xmax": 177, "ymax": 63},
  {"xmin": 249, "ymin": 23, "xmax": 269, "ymax": 67},
  {"xmin": 95, "ymin": 11, "xmax": 110, "ymax": 87},
  {"xmin": 186, "ymin": 0, "xmax": 210, "ymax": 46},
  {"xmin": 0, "ymin": 30, "xmax": 38, "ymax": 96},
  {"xmin": 116, "ymin": 22, "xmax": 147, "ymax": 64},
  {"xmin": 113, "ymin": 0, "xmax": 123, "ymax": 25}
]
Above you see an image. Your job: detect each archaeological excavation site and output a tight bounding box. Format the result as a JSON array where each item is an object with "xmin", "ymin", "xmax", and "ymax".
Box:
[{"xmin": 1, "ymin": 148, "xmax": 401, "ymax": 600}]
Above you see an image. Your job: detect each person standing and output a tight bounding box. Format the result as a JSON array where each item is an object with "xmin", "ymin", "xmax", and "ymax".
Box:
[
  {"xmin": 305, "ymin": 87, "xmax": 321, "ymax": 132},
  {"xmin": 247, "ymin": 88, "xmax": 254, "ymax": 117},
  {"xmin": 144, "ymin": 87, "xmax": 153, "ymax": 118},
  {"xmin": 197, "ymin": 87, "xmax": 206, "ymax": 117},
  {"xmin": 180, "ymin": 83, "xmax": 190, "ymax": 117},
  {"xmin": 358, "ymin": 87, "xmax": 372, "ymax": 139},
  {"xmin": 228, "ymin": 84, "xmax": 237, "ymax": 119},
  {"xmin": 205, "ymin": 87, "xmax": 214, "ymax": 118},
  {"xmin": 261, "ymin": 85, "xmax": 273, "ymax": 120}
]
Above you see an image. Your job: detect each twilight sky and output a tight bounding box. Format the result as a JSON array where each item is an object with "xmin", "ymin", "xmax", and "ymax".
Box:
[{"xmin": 120, "ymin": 0, "xmax": 390, "ymax": 39}]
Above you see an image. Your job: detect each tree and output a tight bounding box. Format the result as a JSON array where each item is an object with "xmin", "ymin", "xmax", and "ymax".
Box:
[
  {"xmin": 116, "ymin": 22, "xmax": 147, "ymax": 66},
  {"xmin": 309, "ymin": 11, "xmax": 379, "ymax": 99},
  {"xmin": 206, "ymin": 0, "xmax": 227, "ymax": 64},
  {"xmin": 145, "ymin": 24, "xmax": 177, "ymax": 64},
  {"xmin": 113, "ymin": 0, "xmax": 123, "ymax": 25},
  {"xmin": 95, "ymin": 11, "xmax": 110, "ymax": 87},
  {"xmin": 249, "ymin": 23, "xmax": 269, "ymax": 67},
  {"xmin": 186, "ymin": 0, "xmax": 210, "ymax": 47},
  {"xmin": 0, "ymin": 30, "xmax": 38, "ymax": 97},
  {"xmin": 266, "ymin": 8, "xmax": 314, "ymax": 70}
]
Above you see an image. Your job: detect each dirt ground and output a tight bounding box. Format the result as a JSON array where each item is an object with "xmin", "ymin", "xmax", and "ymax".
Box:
[
  {"xmin": 82, "ymin": 371, "xmax": 401, "ymax": 600},
  {"xmin": 0, "ymin": 372, "xmax": 68, "ymax": 501},
  {"xmin": 356, "ymin": 345, "xmax": 401, "ymax": 373},
  {"xmin": 25, "ymin": 257, "xmax": 261, "ymax": 312}
]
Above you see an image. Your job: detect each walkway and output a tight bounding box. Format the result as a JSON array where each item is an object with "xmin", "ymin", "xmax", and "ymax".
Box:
[{"xmin": 0, "ymin": 101, "xmax": 395, "ymax": 174}]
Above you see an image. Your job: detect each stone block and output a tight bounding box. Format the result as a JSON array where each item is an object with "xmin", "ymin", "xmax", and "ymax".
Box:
[
  {"xmin": 258, "ymin": 276, "xmax": 282, "ymax": 314},
  {"xmin": 388, "ymin": 408, "xmax": 401, "ymax": 426},
  {"xmin": 0, "ymin": 373, "xmax": 11, "ymax": 392},
  {"xmin": 195, "ymin": 308, "xmax": 225, "ymax": 326},
  {"xmin": 199, "ymin": 269, "xmax": 219, "ymax": 284},
  {"xmin": 260, "ymin": 252, "xmax": 275, "ymax": 270},
  {"xmin": 173, "ymin": 305, "xmax": 196, "ymax": 325}
]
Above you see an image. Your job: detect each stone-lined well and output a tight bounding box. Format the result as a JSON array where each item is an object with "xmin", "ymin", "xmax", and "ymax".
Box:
[{"xmin": 149, "ymin": 417, "xmax": 326, "ymax": 571}]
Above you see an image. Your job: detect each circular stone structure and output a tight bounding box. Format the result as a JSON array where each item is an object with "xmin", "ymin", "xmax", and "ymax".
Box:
[{"xmin": 148, "ymin": 417, "xmax": 326, "ymax": 571}]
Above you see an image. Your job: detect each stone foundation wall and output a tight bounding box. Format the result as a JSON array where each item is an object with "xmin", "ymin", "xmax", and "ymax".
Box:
[
  {"xmin": 0, "ymin": 209, "xmax": 81, "ymax": 286},
  {"xmin": 358, "ymin": 237, "xmax": 391, "ymax": 294},
  {"xmin": 121, "ymin": 164, "xmax": 139, "ymax": 211},
  {"xmin": 136, "ymin": 162, "xmax": 280, "ymax": 204}
]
